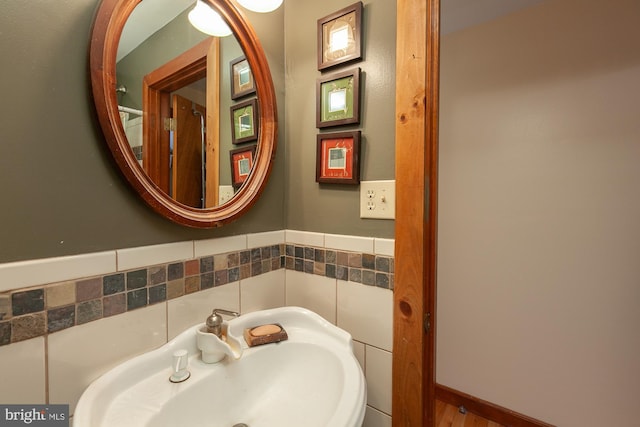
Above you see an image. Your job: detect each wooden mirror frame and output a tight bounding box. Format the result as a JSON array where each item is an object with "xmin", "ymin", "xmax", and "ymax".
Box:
[{"xmin": 90, "ymin": 0, "xmax": 278, "ymax": 228}]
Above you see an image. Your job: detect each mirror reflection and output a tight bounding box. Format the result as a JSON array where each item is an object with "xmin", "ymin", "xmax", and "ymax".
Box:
[{"xmin": 115, "ymin": 0, "xmax": 254, "ymax": 208}]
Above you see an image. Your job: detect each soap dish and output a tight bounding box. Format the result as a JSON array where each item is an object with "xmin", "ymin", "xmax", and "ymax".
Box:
[{"xmin": 244, "ymin": 323, "xmax": 288, "ymax": 347}]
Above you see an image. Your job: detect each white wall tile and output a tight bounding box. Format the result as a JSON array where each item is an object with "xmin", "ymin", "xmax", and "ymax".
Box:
[
  {"xmin": 247, "ymin": 230, "xmax": 285, "ymax": 248},
  {"xmin": 167, "ymin": 283, "xmax": 240, "ymax": 340},
  {"xmin": 363, "ymin": 406, "xmax": 392, "ymax": 427},
  {"xmin": 48, "ymin": 304, "xmax": 167, "ymax": 414},
  {"xmin": 117, "ymin": 242, "xmax": 194, "ymax": 271},
  {"xmin": 285, "ymin": 230, "xmax": 325, "ymax": 247},
  {"xmin": 0, "ymin": 252, "xmax": 116, "ymax": 293},
  {"xmin": 337, "ymin": 281, "xmax": 393, "ymax": 351},
  {"xmin": 194, "ymin": 235, "xmax": 247, "ymax": 257},
  {"xmin": 285, "ymin": 270, "xmax": 336, "ymax": 323},
  {"xmin": 241, "ymin": 269, "xmax": 285, "ymax": 314},
  {"xmin": 353, "ymin": 340, "xmax": 366, "ymax": 370},
  {"xmin": 0, "ymin": 230, "xmax": 396, "ymax": 422},
  {"xmin": 374, "ymin": 238, "xmax": 395, "ymax": 256},
  {"xmin": 366, "ymin": 346, "xmax": 393, "ymax": 415},
  {"xmin": 325, "ymin": 234, "xmax": 375, "ymax": 253},
  {"xmin": 0, "ymin": 337, "xmax": 45, "ymax": 403}
]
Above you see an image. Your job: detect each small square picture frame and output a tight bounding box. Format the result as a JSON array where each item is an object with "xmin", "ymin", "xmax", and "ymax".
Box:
[
  {"xmin": 317, "ymin": 2, "xmax": 363, "ymax": 71},
  {"xmin": 316, "ymin": 67, "xmax": 361, "ymax": 129},
  {"xmin": 230, "ymin": 144, "xmax": 257, "ymax": 189},
  {"xmin": 316, "ymin": 131, "xmax": 361, "ymax": 184},
  {"xmin": 230, "ymin": 56, "xmax": 256, "ymax": 100},
  {"xmin": 230, "ymin": 98, "xmax": 258, "ymax": 144}
]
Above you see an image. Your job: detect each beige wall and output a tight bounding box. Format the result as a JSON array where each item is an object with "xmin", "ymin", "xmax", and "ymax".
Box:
[{"xmin": 437, "ymin": 0, "xmax": 640, "ymax": 425}]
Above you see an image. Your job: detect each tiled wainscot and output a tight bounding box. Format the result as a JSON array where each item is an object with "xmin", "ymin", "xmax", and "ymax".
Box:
[{"xmin": 0, "ymin": 230, "xmax": 394, "ymax": 427}]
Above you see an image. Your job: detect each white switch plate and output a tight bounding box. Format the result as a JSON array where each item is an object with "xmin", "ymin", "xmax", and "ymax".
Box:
[
  {"xmin": 360, "ymin": 180, "xmax": 395, "ymax": 219},
  {"xmin": 219, "ymin": 185, "xmax": 235, "ymax": 205}
]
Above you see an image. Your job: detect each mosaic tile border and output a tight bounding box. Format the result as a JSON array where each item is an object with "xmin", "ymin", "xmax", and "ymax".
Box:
[
  {"xmin": 0, "ymin": 245, "xmax": 284, "ymax": 346},
  {"xmin": 284, "ymin": 244, "xmax": 395, "ymax": 290},
  {"xmin": 0, "ymin": 243, "xmax": 394, "ymax": 347}
]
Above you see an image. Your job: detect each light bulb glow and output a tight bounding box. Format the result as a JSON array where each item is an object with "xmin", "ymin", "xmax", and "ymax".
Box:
[
  {"xmin": 188, "ymin": 0, "xmax": 232, "ymax": 37},
  {"xmin": 236, "ymin": 0, "xmax": 283, "ymax": 13}
]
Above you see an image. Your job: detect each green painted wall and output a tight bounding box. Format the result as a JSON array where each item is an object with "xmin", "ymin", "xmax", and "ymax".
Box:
[
  {"xmin": 0, "ymin": 1, "xmax": 285, "ymax": 263},
  {"xmin": 0, "ymin": 0, "xmax": 395, "ymax": 264},
  {"xmin": 115, "ymin": 10, "xmax": 244, "ymax": 188},
  {"xmin": 284, "ymin": 0, "xmax": 396, "ymax": 238}
]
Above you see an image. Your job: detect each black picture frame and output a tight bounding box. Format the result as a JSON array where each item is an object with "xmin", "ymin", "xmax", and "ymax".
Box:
[
  {"xmin": 230, "ymin": 55, "xmax": 256, "ymax": 100},
  {"xmin": 230, "ymin": 98, "xmax": 258, "ymax": 144},
  {"xmin": 230, "ymin": 144, "xmax": 257, "ymax": 189},
  {"xmin": 316, "ymin": 68, "xmax": 361, "ymax": 128},
  {"xmin": 316, "ymin": 131, "xmax": 361, "ymax": 184},
  {"xmin": 317, "ymin": 2, "xmax": 363, "ymax": 71}
]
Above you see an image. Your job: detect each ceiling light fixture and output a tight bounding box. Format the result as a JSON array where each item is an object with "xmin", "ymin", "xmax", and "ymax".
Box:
[
  {"xmin": 188, "ymin": 0, "xmax": 233, "ymax": 37},
  {"xmin": 236, "ymin": 0, "xmax": 283, "ymax": 14}
]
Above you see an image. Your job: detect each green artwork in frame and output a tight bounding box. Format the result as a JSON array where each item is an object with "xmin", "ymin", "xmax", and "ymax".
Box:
[
  {"xmin": 316, "ymin": 68, "xmax": 361, "ymax": 128},
  {"xmin": 230, "ymin": 98, "xmax": 258, "ymax": 144}
]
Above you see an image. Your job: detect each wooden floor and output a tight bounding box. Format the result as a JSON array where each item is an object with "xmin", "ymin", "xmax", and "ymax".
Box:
[{"xmin": 436, "ymin": 400, "xmax": 505, "ymax": 427}]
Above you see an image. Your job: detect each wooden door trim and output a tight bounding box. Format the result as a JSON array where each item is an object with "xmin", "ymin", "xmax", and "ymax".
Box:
[
  {"xmin": 393, "ymin": 0, "xmax": 440, "ymax": 425},
  {"xmin": 205, "ymin": 39, "xmax": 220, "ymax": 207},
  {"xmin": 142, "ymin": 37, "xmax": 220, "ymax": 202},
  {"xmin": 436, "ymin": 385, "xmax": 556, "ymax": 427}
]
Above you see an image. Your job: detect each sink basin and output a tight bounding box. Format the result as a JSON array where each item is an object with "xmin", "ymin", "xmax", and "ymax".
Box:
[{"xmin": 74, "ymin": 307, "xmax": 366, "ymax": 427}]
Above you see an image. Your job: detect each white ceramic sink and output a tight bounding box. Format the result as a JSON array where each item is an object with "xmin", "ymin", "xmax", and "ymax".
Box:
[{"xmin": 74, "ymin": 307, "xmax": 366, "ymax": 427}]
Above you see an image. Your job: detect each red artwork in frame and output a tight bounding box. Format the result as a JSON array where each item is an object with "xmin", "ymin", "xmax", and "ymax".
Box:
[
  {"xmin": 230, "ymin": 144, "xmax": 257, "ymax": 189},
  {"xmin": 316, "ymin": 131, "xmax": 361, "ymax": 184}
]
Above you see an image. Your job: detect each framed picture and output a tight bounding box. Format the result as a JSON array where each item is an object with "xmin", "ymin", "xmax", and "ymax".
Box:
[
  {"xmin": 316, "ymin": 68, "xmax": 361, "ymax": 128},
  {"xmin": 230, "ymin": 98, "xmax": 258, "ymax": 144},
  {"xmin": 317, "ymin": 2, "xmax": 363, "ymax": 71},
  {"xmin": 230, "ymin": 56, "xmax": 256, "ymax": 100},
  {"xmin": 316, "ymin": 131, "xmax": 361, "ymax": 184},
  {"xmin": 230, "ymin": 144, "xmax": 257, "ymax": 189}
]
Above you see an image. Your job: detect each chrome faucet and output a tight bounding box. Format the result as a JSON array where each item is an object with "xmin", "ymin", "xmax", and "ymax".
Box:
[{"xmin": 205, "ymin": 309, "xmax": 240, "ymax": 337}]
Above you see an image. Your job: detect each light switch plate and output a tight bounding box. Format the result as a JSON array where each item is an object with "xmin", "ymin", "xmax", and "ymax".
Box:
[
  {"xmin": 360, "ymin": 180, "xmax": 395, "ymax": 219},
  {"xmin": 219, "ymin": 185, "xmax": 235, "ymax": 205}
]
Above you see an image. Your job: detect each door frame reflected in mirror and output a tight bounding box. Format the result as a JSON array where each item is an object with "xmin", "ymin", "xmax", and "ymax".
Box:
[
  {"xmin": 142, "ymin": 38, "xmax": 220, "ymax": 207},
  {"xmin": 90, "ymin": 0, "xmax": 278, "ymax": 228}
]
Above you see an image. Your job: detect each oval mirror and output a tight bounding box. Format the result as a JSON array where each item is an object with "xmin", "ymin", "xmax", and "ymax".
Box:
[{"xmin": 90, "ymin": 0, "xmax": 277, "ymax": 228}]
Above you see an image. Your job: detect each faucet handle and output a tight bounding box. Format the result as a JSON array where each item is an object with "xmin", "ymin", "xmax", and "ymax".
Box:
[
  {"xmin": 206, "ymin": 309, "xmax": 240, "ymax": 336},
  {"xmin": 213, "ymin": 308, "xmax": 240, "ymax": 318}
]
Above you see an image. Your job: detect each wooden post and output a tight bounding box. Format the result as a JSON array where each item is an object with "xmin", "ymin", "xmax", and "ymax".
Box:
[{"xmin": 393, "ymin": 0, "xmax": 439, "ymax": 425}]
